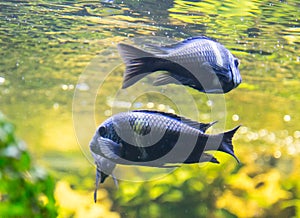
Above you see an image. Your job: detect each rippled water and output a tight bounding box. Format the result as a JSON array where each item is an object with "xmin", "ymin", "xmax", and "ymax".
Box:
[{"xmin": 0, "ymin": 0, "xmax": 299, "ymax": 216}]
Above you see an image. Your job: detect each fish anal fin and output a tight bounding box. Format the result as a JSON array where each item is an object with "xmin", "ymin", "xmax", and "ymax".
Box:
[{"xmin": 199, "ymin": 153, "xmax": 219, "ymax": 164}]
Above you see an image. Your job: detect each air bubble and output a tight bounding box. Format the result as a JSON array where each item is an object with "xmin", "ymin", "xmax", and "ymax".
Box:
[
  {"xmin": 206, "ymin": 100, "xmax": 213, "ymax": 107},
  {"xmin": 61, "ymin": 84, "xmax": 68, "ymax": 90},
  {"xmin": 0, "ymin": 77, "xmax": 5, "ymax": 85},
  {"xmin": 147, "ymin": 102, "xmax": 154, "ymax": 109},
  {"xmin": 274, "ymin": 150, "xmax": 281, "ymax": 158},
  {"xmin": 76, "ymin": 83, "xmax": 90, "ymax": 91},
  {"xmin": 168, "ymin": 109, "xmax": 175, "ymax": 114},
  {"xmin": 232, "ymin": 114, "xmax": 239, "ymax": 121},
  {"xmin": 157, "ymin": 104, "xmax": 166, "ymax": 110},
  {"xmin": 283, "ymin": 114, "xmax": 291, "ymax": 122},
  {"xmin": 294, "ymin": 131, "xmax": 300, "ymax": 139},
  {"xmin": 53, "ymin": 103, "xmax": 59, "ymax": 110},
  {"xmin": 104, "ymin": 110, "xmax": 112, "ymax": 117}
]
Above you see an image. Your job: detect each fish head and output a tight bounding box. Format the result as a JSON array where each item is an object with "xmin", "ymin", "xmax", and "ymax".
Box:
[
  {"xmin": 214, "ymin": 55, "xmax": 242, "ymax": 93},
  {"xmin": 90, "ymin": 117, "xmax": 120, "ymax": 153},
  {"xmin": 90, "ymin": 123, "xmax": 107, "ymax": 154},
  {"xmin": 90, "ymin": 119, "xmax": 118, "ymax": 188},
  {"xmin": 229, "ymin": 56, "xmax": 242, "ymax": 88}
]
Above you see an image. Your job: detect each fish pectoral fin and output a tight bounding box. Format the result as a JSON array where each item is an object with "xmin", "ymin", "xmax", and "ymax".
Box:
[
  {"xmin": 212, "ymin": 64, "xmax": 229, "ymax": 73},
  {"xmin": 200, "ymin": 62, "xmax": 218, "ymax": 74},
  {"xmin": 211, "ymin": 64, "xmax": 232, "ymax": 81},
  {"xmin": 153, "ymin": 73, "xmax": 183, "ymax": 86},
  {"xmin": 97, "ymin": 137, "xmax": 121, "ymax": 160}
]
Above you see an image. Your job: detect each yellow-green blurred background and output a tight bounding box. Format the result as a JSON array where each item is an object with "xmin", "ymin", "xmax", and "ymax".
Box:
[{"xmin": 0, "ymin": 0, "xmax": 299, "ymax": 217}]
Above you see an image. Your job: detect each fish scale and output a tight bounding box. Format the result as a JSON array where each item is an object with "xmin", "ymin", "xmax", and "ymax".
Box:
[{"xmin": 167, "ymin": 42, "xmax": 217, "ymax": 67}]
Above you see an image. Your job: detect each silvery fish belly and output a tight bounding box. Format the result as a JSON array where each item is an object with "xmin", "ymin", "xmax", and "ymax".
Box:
[
  {"xmin": 89, "ymin": 110, "xmax": 240, "ymax": 193},
  {"xmin": 117, "ymin": 36, "xmax": 242, "ymax": 93}
]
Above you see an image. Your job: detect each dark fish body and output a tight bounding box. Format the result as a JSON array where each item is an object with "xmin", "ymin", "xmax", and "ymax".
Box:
[
  {"xmin": 117, "ymin": 36, "xmax": 242, "ymax": 93},
  {"xmin": 90, "ymin": 110, "xmax": 240, "ymax": 201}
]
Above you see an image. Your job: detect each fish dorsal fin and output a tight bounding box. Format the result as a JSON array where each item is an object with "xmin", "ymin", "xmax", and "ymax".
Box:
[
  {"xmin": 146, "ymin": 36, "xmax": 216, "ymax": 52},
  {"xmin": 181, "ymin": 36, "xmax": 216, "ymax": 43},
  {"xmin": 132, "ymin": 110, "xmax": 217, "ymax": 133},
  {"xmin": 144, "ymin": 44, "xmax": 170, "ymax": 55}
]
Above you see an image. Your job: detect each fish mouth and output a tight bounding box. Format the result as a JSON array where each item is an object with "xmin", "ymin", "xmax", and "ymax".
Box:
[{"xmin": 230, "ymin": 65, "xmax": 242, "ymax": 88}]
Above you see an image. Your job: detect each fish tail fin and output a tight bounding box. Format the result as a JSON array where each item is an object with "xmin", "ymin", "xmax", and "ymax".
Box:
[
  {"xmin": 218, "ymin": 125, "xmax": 241, "ymax": 163},
  {"xmin": 117, "ymin": 43, "xmax": 156, "ymax": 89}
]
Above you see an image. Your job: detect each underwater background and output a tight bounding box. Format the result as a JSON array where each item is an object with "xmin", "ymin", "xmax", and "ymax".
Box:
[{"xmin": 0, "ymin": 0, "xmax": 299, "ymax": 217}]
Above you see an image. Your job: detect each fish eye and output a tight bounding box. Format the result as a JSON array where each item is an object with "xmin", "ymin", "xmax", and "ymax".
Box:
[
  {"xmin": 234, "ymin": 58, "xmax": 239, "ymax": 67},
  {"xmin": 98, "ymin": 126, "xmax": 106, "ymax": 136}
]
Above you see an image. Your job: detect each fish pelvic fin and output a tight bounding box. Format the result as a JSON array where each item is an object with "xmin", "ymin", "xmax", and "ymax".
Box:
[
  {"xmin": 94, "ymin": 167, "xmax": 102, "ymax": 203},
  {"xmin": 219, "ymin": 125, "xmax": 241, "ymax": 163},
  {"xmin": 117, "ymin": 43, "xmax": 155, "ymax": 89}
]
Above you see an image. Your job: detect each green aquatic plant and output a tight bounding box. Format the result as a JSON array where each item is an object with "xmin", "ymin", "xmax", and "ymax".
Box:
[{"xmin": 0, "ymin": 112, "xmax": 57, "ymax": 217}]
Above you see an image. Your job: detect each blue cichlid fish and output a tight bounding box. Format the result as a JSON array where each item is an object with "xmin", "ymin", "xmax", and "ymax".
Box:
[
  {"xmin": 90, "ymin": 110, "xmax": 240, "ymax": 202},
  {"xmin": 117, "ymin": 36, "xmax": 242, "ymax": 93}
]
